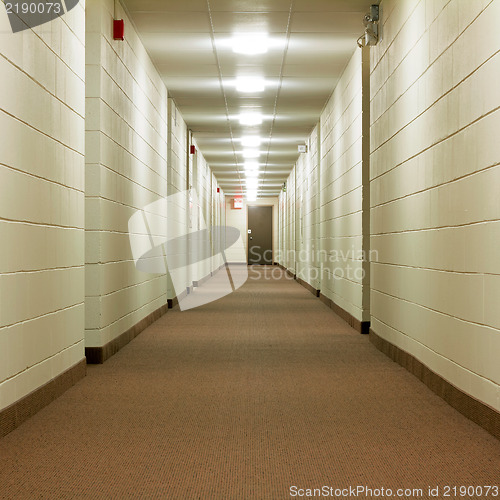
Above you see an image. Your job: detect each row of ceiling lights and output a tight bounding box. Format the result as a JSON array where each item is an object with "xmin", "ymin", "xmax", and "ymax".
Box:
[{"xmin": 229, "ymin": 33, "xmax": 274, "ymax": 201}]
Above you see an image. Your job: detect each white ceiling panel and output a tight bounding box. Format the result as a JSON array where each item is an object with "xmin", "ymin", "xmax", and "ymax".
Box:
[
  {"xmin": 131, "ymin": 12, "xmax": 211, "ymax": 32},
  {"xmin": 125, "ymin": 0, "xmax": 209, "ymax": 11},
  {"xmin": 290, "ymin": 12, "xmax": 365, "ymax": 33},
  {"xmin": 294, "ymin": 0, "xmax": 377, "ymax": 12},
  {"xmin": 210, "ymin": 12, "xmax": 291, "ymax": 33},
  {"xmin": 209, "ymin": 0, "xmax": 291, "ymax": 12}
]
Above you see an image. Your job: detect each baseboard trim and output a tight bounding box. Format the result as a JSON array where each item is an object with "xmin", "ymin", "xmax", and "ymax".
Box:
[
  {"xmin": 85, "ymin": 303, "xmax": 169, "ymax": 364},
  {"xmin": 0, "ymin": 358, "xmax": 86, "ymax": 439},
  {"xmin": 296, "ymin": 277, "xmax": 321, "ymax": 298},
  {"xmin": 319, "ymin": 293, "xmax": 370, "ymax": 334},
  {"xmin": 370, "ymin": 329, "xmax": 500, "ymax": 440},
  {"xmin": 193, "ymin": 271, "xmax": 212, "ymax": 289}
]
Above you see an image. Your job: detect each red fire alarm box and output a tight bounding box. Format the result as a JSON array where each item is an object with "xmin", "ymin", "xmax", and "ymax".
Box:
[
  {"xmin": 233, "ymin": 197, "xmax": 243, "ymax": 209},
  {"xmin": 190, "ymin": 145, "xmax": 196, "ymax": 155},
  {"xmin": 113, "ymin": 20, "xmax": 124, "ymax": 41},
  {"xmin": 217, "ymin": 187, "xmax": 220, "ymax": 193}
]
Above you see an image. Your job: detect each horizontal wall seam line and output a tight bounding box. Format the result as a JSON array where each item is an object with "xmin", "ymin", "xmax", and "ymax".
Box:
[
  {"xmin": 0, "ymin": 340, "xmax": 84, "ymax": 386},
  {"xmin": 370, "ymin": 49, "xmax": 500, "ymax": 148},
  {"xmin": 370, "ymin": 289, "xmax": 498, "ymax": 332},
  {"xmin": 0, "ymin": 108, "xmax": 84, "ymax": 157},
  {"xmin": 371, "ymin": 218, "xmax": 500, "ymax": 235},
  {"xmin": 371, "ymin": 316, "xmax": 499, "ymax": 386},
  {"xmin": 370, "ymin": 104, "xmax": 500, "ymax": 183},
  {"xmin": 0, "ymin": 162, "xmax": 84, "ymax": 194},
  {"xmin": 0, "ymin": 303, "xmax": 83, "ymax": 330}
]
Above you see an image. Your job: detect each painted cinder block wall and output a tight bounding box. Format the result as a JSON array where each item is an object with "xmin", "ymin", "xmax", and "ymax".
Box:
[
  {"xmin": 85, "ymin": 0, "xmax": 223, "ymax": 352},
  {"xmin": 278, "ymin": 0, "xmax": 499, "ymax": 414},
  {"xmin": 85, "ymin": 0, "xmax": 169, "ymax": 350},
  {"xmin": 166, "ymin": 98, "xmax": 189, "ymax": 300},
  {"xmin": 279, "ymin": 49, "xmax": 369, "ymax": 324},
  {"xmin": 319, "ymin": 48, "xmax": 369, "ymax": 325},
  {"xmin": 369, "ymin": 0, "xmax": 500, "ymax": 412},
  {"xmin": 0, "ymin": 2, "xmax": 86, "ymax": 410}
]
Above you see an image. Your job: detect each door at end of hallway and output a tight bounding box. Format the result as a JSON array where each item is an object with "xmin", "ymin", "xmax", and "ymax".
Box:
[{"xmin": 247, "ymin": 205, "xmax": 273, "ymax": 265}]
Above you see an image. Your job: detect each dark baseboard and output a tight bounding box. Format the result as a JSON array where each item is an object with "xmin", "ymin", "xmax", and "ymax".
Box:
[
  {"xmin": 370, "ymin": 329, "xmax": 500, "ymax": 440},
  {"xmin": 0, "ymin": 358, "xmax": 87, "ymax": 439},
  {"xmin": 193, "ymin": 272, "xmax": 212, "ymax": 289},
  {"xmin": 85, "ymin": 303, "xmax": 169, "ymax": 364},
  {"xmin": 168, "ymin": 296, "xmax": 180, "ymax": 309},
  {"xmin": 319, "ymin": 293, "xmax": 370, "ymax": 334},
  {"xmin": 296, "ymin": 277, "xmax": 321, "ymax": 298}
]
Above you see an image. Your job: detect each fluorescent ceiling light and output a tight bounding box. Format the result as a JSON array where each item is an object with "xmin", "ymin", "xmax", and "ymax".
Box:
[
  {"xmin": 243, "ymin": 149, "xmax": 260, "ymax": 159},
  {"xmin": 246, "ymin": 191, "xmax": 258, "ymax": 202},
  {"xmin": 245, "ymin": 169, "xmax": 259, "ymax": 178},
  {"xmin": 246, "ymin": 178, "xmax": 259, "ymax": 190},
  {"xmin": 244, "ymin": 161, "xmax": 259, "ymax": 170},
  {"xmin": 239, "ymin": 112, "xmax": 263, "ymax": 126},
  {"xmin": 232, "ymin": 34, "xmax": 269, "ymax": 55},
  {"xmin": 241, "ymin": 136, "xmax": 262, "ymax": 148},
  {"xmin": 236, "ymin": 77, "xmax": 265, "ymax": 93}
]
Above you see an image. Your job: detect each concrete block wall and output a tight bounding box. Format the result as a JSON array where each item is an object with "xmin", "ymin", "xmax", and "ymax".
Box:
[
  {"xmin": 279, "ymin": 50, "xmax": 369, "ymax": 321},
  {"xmin": 297, "ymin": 125, "xmax": 321, "ymax": 290},
  {"xmin": 191, "ymin": 142, "xmax": 213, "ymax": 281},
  {"xmin": 294, "ymin": 153, "xmax": 305, "ymax": 279},
  {"xmin": 0, "ymin": 2, "xmax": 86, "ymax": 409},
  {"xmin": 85, "ymin": 0, "xmax": 221, "ymax": 350},
  {"xmin": 370, "ymin": 0, "xmax": 500, "ymax": 412},
  {"xmin": 166, "ymin": 98, "xmax": 188, "ymax": 300},
  {"xmin": 282, "ymin": 167, "xmax": 296, "ymax": 274},
  {"xmin": 85, "ymin": 0, "xmax": 168, "ymax": 349},
  {"xmin": 319, "ymin": 49, "xmax": 368, "ymax": 323}
]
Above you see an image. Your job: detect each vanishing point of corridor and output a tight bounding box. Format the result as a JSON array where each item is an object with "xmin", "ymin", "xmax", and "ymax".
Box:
[{"xmin": 0, "ymin": 269, "xmax": 498, "ymax": 499}]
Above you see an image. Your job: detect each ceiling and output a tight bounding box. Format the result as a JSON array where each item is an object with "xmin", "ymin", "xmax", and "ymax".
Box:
[{"xmin": 121, "ymin": 0, "xmax": 376, "ymax": 198}]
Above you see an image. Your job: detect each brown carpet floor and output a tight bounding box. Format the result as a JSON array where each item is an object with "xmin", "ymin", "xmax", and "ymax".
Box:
[{"xmin": 0, "ymin": 268, "xmax": 498, "ymax": 499}]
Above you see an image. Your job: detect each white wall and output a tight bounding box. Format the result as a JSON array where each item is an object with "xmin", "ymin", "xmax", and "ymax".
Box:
[
  {"xmin": 85, "ymin": 1, "xmax": 223, "ymax": 344},
  {"xmin": 279, "ymin": 49, "xmax": 370, "ymax": 322},
  {"xmin": 0, "ymin": 1, "xmax": 86, "ymax": 409},
  {"xmin": 370, "ymin": 0, "xmax": 500, "ymax": 411},
  {"xmin": 166, "ymin": 99, "xmax": 188, "ymax": 298},
  {"xmin": 319, "ymin": 49, "xmax": 369, "ymax": 323},
  {"xmin": 85, "ymin": 0, "xmax": 168, "ymax": 348}
]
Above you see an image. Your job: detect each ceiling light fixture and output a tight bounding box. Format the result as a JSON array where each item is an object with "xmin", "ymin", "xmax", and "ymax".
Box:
[
  {"xmin": 242, "ymin": 149, "xmax": 260, "ymax": 159},
  {"xmin": 232, "ymin": 33, "xmax": 269, "ymax": 55},
  {"xmin": 245, "ymin": 169, "xmax": 259, "ymax": 178},
  {"xmin": 244, "ymin": 161, "xmax": 259, "ymax": 169},
  {"xmin": 235, "ymin": 77, "xmax": 265, "ymax": 93},
  {"xmin": 238, "ymin": 113, "xmax": 263, "ymax": 126},
  {"xmin": 246, "ymin": 178, "xmax": 259, "ymax": 190},
  {"xmin": 241, "ymin": 136, "xmax": 262, "ymax": 148},
  {"xmin": 246, "ymin": 190, "xmax": 258, "ymax": 202}
]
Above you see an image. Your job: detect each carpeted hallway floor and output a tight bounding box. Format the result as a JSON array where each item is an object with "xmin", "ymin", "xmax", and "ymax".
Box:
[{"xmin": 0, "ymin": 268, "xmax": 498, "ymax": 499}]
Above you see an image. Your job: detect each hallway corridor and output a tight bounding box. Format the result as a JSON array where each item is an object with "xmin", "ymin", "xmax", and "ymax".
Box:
[{"xmin": 0, "ymin": 269, "xmax": 498, "ymax": 499}]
